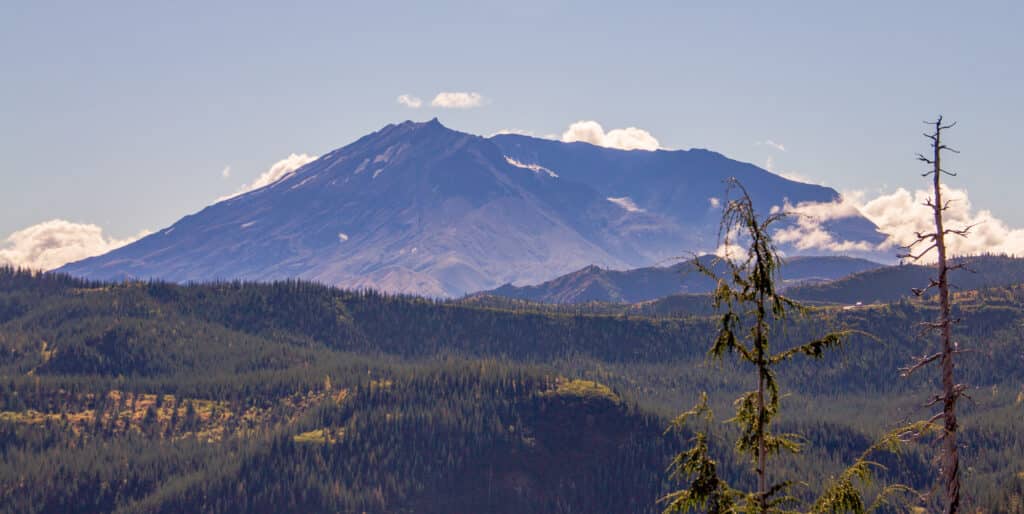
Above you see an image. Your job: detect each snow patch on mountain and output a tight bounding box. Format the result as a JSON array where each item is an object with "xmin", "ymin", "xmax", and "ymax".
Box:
[
  {"xmin": 606, "ymin": 196, "xmax": 645, "ymax": 213},
  {"xmin": 504, "ymin": 156, "xmax": 558, "ymax": 178}
]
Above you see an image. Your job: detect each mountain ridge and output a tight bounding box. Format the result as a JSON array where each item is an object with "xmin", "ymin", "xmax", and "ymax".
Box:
[
  {"xmin": 476, "ymin": 255, "xmax": 884, "ymax": 304},
  {"xmin": 59, "ymin": 119, "xmax": 887, "ymax": 296}
]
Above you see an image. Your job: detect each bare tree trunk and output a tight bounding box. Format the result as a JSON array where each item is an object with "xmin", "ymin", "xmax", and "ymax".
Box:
[
  {"xmin": 755, "ymin": 292, "xmax": 768, "ymax": 511},
  {"xmin": 757, "ymin": 368, "xmax": 767, "ymax": 509},
  {"xmin": 930, "ymin": 122, "xmax": 961, "ymax": 514},
  {"xmin": 903, "ymin": 117, "xmax": 965, "ymax": 514}
]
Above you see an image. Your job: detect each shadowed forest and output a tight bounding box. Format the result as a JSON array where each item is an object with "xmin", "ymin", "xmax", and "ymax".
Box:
[{"xmin": 1, "ymin": 264, "xmax": 1021, "ymax": 512}]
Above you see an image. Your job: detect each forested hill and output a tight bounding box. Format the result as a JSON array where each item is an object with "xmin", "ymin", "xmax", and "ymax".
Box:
[
  {"xmin": 1, "ymin": 267, "xmax": 1023, "ymax": 512},
  {"xmin": 479, "ymin": 254, "xmax": 1024, "ymax": 308},
  {"xmin": 479, "ymin": 255, "xmax": 882, "ymax": 304},
  {"xmin": 786, "ymin": 254, "xmax": 1024, "ymax": 304}
]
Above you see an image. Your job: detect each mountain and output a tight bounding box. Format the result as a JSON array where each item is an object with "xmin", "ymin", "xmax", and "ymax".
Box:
[
  {"xmin": 479, "ymin": 255, "xmax": 883, "ymax": 304},
  {"xmin": 59, "ymin": 119, "xmax": 887, "ymax": 296}
]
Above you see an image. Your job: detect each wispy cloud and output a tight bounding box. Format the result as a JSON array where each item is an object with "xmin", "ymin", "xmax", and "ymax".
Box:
[
  {"xmin": 431, "ymin": 91, "xmax": 484, "ymax": 109},
  {"xmin": 0, "ymin": 220, "xmax": 151, "ymax": 271},
  {"xmin": 491, "ymin": 128, "xmax": 560, "ymax": 140},
  {"xmin": 561, "ymin": 120, "xmax": 661, "ymax": 151},
  {"xmin": 220, "ymin": 153, "xmax": 318, "ymax": 201},
  {"xmin": 397, "ymin": 94, "xmax": 422, "ymax": 109},
  {"xmin": 221, "ymin": 165, "xmax": 231, "ymax": 178},
  {"xmin": 758, "ymin": 140, "xmax": 787, "ymax": 152},
  {"xmin": 491, "ymin": 128, "xmax": 536, "ymax": 137}
]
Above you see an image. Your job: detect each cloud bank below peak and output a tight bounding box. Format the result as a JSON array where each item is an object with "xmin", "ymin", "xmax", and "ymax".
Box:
[
  {"xmin": 0, "ymin": 220, "xmax": 151, "ymax": 271},
  {"xmin": 773, "ymin": 185, "xmax": 1024, "ymax": 260},
  {"xmin": 3, "ymin": 153, "xmax": 322, "ymax": 272}
]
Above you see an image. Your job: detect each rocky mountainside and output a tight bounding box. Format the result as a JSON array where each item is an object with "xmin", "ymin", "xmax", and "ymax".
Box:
[{"xmin": 59, "ymin": 119, "xmax": 886, "ymax": 296}]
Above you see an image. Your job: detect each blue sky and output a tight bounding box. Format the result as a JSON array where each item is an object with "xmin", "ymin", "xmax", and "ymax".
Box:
[{"xmin": 2, "ymin": 1, "xmax": 1022, "ymax": 266}]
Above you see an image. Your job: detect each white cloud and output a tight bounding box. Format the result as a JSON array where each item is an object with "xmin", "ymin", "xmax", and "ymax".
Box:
[
  {"xmin": 221, "ymin": 165, "xmax": 231, "ymax": 178},
  {"xmin": 431, "ymin": 91, "xmax": 484, "ymax": 109},
  {"xmin": 714, "ymin": 226, "xmax": 746, "ymax": 260},
  {"xmin": 772, "ymin": 186, "xmax": 1024, "ymax": 260},
  {"xmin": 490, "ymin": 129, "xmax": 561, "ymax": 140},
  {"xmin": 606, "ymin": 196, "xmax": 645, "ymax": 213},
  {"xmin": 397, "ymin": 94, "xmax": 422, "ymax": 109},
  {"xmin": 764, "ymin": 156, "xmax": 775, "ymax": 171},
  {"xmin": 0, "ymin": 220, "xmax": 151, "ymax": 271},
  {"xmin": 491, "ymin": 128, "xmax": 536, "ymax": 137},
  {"xmin": 220, "ymin": 153, "xmax": 318, "ymax": 201},
  {"xmin": 561, "ymin": 120, "xmax": 661, "ymax": 151},
  {"xmin": 709, "ymin": 197, "xmax": 721, "ymax": 208},
  {"xmin": 773, "ymin": 213, "xmax": 877, "ymax": 253},
  {"xmin": 758, "ymin": 140, "xmax": 787, "ymax": 152}
]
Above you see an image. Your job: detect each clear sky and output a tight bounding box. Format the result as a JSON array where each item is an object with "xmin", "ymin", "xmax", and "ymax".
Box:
[{"xmin": 2, "ymin": 1, "xmax": 1022, "ymax": 256}]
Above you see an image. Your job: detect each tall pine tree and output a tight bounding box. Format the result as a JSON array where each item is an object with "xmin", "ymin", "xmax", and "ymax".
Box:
[{"xmin": 663, "ymin": 179, "xmax": 919, "ymax": 513}]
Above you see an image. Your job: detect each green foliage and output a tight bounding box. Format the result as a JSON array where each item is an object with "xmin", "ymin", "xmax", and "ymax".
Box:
[
  {"xmin": 663, "ymin": 394, "xmax": 740, "ymax": 513},
  {"xmin": 547, "ymin": 378, "xmax": 621, "ymax": 403},
  {"xmin": 0, "ymin": 264, "xmax": 1021, "ymax": 512},
  {"xmin": 664, "ymin": 181, "xmax": 908, "ymax": 514},
  {"xmin": 811, "ymin": 421, "xmax": 935, "ymax": 513}
]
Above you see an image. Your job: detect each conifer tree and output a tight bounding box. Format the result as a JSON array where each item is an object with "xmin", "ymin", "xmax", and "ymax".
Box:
[{"xmin": 663, "ymin": 179, "xmax": 915, "ymax": 513}]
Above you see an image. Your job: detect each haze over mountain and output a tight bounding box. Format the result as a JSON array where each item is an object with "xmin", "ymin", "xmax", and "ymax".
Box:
[{"xmin": 59, "ymin": 120, "xmax": 887, "ymax": 296}]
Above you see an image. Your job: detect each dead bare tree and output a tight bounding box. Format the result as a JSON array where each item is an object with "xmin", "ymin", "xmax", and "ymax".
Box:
[{"xmin": 899, "ymin": 116, "xmax": 971, "ymax": 514}]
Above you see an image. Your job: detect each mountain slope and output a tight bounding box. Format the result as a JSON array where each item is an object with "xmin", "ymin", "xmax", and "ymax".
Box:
[
  {"xmin": 490, "ymin": 133, "xmax": 886, "ymax": 251},
  {"xmin": 786, "ymin": 254, "xmax": 1024, "ymax": 304},
  {"xmin": 480, "ymin": 255, "xmax": 883, "ymax": 304},
  {"xmin": 59, "ymin": 120, "xmax": 886, "ymax": 296}
]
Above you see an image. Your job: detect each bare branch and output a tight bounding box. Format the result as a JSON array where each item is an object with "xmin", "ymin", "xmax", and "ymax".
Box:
[
  {"xmin": 902, "ymin": 243, "xmax": 937, "ymax": 261},
  {"xmin": 944, "ymin": 224, "xmax": 975, "ymax": 238},
  {"xmin": 899, "ymin": 352, "xmax": 943, "ymax": 377}
]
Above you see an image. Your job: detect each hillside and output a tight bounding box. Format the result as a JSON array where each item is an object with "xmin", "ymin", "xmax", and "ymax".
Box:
[
  {"xmin": 57, "ymin": 120, "xmax": 886, "ymax": 297},
  {"xmin": 786, "ymin": 254, "xmax": 1024, "ymax": 304},
  {"xmin": 1, "ymin": 268, "xmax": 1023, "ymax": 512},
  {"xmin": 478, "ymin": 255, "xmax": 1024, "ymax": 314},
  {"xmin": 481, "ymin": 255, "xmax": 882, "ymax": 304}
]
